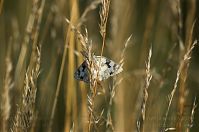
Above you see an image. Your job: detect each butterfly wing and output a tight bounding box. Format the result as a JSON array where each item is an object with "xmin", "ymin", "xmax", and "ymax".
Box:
[
  {"xmin": 74, "ymin": 56, "xmax": 123, "ymax": 82},
  {"xmin": 74, "ymin": 61, "xmax": 90, "ymax": 83},
  {"xmin": 93, "ymin": 56, "xmax": 123, "ymax": 81}
]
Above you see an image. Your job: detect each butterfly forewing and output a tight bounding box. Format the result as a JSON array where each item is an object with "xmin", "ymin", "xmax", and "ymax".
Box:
[
  {"xmin": 74, "ymin": 55, "xmax": 123, "ymax": 83},
  {"xmin": 93, "ymin": 56, "xmax": 123, "ymax": 80},
  {"xmin": 74, "ymin": 61, "xmax": 90, "ymax": 83}
]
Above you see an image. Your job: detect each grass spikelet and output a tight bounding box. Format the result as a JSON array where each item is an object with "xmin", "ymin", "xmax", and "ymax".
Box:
[
  {"xmin": 186, "ymin": 96, "xmax": 197, "ymax": 131},
  {"xmin": 15, "ymin": 0, "xmax": 45, "ymax": 91},
  {"xmin": 99, "ymin": 0, "xmax": 111, "ymax": 59},
  {"xmin": 12, "ymin": 46, "xmax": 41, "ymax": 132},
  {"xmin": 137, "ymin": 47, "xmax": 152, "ymax": 132},
  {"xmin": 162, "ymin": 40, "xmax": 197, "ymax": 131},
  {"xmin": 119, "ymin": 34, "xmax": 133, "ymax": 67},
  {"xmin": 105, "ymin": 35, "xmax": 132, "ymax": 130}
]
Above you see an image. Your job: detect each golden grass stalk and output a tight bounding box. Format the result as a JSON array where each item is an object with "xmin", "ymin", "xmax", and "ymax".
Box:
[
  {"xmin": 75, "ymin": 1, "xmax": 102, "ymax": 129},
  {"xmin": 176, "ymin": 0, "xmax": 196, "ymax": 130},
  {"xmin": 65, "ymin": 19, "xmax": 96, "ymax": 131},
  {"xmin": 111, "ymin": 1, "xmax": 134, "ymax": 131},
  {"xmin": 12, "ymin": 46, "xmax": 41, "ymax": 132},
  {"xmin": 65, "ymin": 0, "xmax": 79, "ymax": 131},
  {"xmin": 0, "ymin": 50, "xmax": 13, "ymax": 132},
  {"xmin": 142, "ymin": 47, "xmax": 152, "ymax": 120},
  {"xmin": 71, "ymin": 9, "xmax": 100, "ymax": 117},
  {"xmin": 99, "ymin": 0, "xmax": 110, "ymax": 36},
  {"xmin": 65, "ymin": 19, "xmax": 90, "ymax": 58},
  {"xmin": 15, "ymin": 0, "xmax": 45, "ymax": 91},
  {"xmin": 119, "ymin": 35, "xmax": 133, "ymax": 67},
  {"xmin": 106, "ymin": 77, "xmax": 123, "ymax": 131},
  {"xmin": 49, "ymin": 0, "xmax": 101, "ymax": 131},
  {"xmin": 65, "ymin": 2, "xmax": 111, "ymax": 129},
  {"xmin": 137, "ymin": 47, "xmax": 152, "ymax": 132},
  {"xmin": 48, "ymin": 7, "xmax": 78, "ymax": 132},
  {"xmin": 48, "ymin": 34, "xmax": 68, "ymax": 132},
  {"xmin": 79, "ymin": 76, "xmax": 87, "ymax": 132},
  {"xmin": 99, "ymin": 0, "xmax": 110, "ymax": 60},
  {"xmin": 176, "ymin": 33, "xmax": 196, "ymax": 131},
  {"xmin": 162, "ymin": 40, "xmax": 197, "ymax": 131},
  {"xmin": 105, "ymin": 35, "xmax": 132, "ymax": 131},
  {"xmin": 85, "ymin": 1, "xmax": 112, "ymax": 131}
]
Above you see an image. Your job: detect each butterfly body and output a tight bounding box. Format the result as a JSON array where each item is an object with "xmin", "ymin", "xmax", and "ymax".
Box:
[{"xmin": 74, "ymin": 56, "xmax": 123, "ymax": 83}]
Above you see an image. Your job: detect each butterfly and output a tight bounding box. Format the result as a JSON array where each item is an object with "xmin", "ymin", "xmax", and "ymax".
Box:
[{"xmin": 74, "ymin": 55, "xmax": 123, "ymax": 83}]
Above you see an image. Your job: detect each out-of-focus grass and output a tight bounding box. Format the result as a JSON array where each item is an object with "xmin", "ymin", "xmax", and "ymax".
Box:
[{"xmin": 0, "ymin": 0, "xmax": 199, "ymax": 131}]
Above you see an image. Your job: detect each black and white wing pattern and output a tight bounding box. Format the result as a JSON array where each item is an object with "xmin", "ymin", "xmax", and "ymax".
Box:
[
  {"xmin": 74, "ymin": 55, "xmax": 123, "ymax": 83},
  {"xmin": 74, "ymin": 61, "xmax": 90, "ymax": 83},
  {"xmin": 92, "ymin": 56, "xmax": 123, "ymax": 81}
]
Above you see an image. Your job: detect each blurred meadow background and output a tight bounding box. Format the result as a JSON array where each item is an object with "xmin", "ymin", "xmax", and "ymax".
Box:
[{"xmin": 0, "ymin": 0, "xmax": 199, "ymax": 131}]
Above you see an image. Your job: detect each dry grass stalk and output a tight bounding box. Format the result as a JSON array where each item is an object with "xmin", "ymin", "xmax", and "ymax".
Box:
[
  {"xmin": 65, "ymin": 16, "xmax": 103, "ymax": 132},
  {"xmin": 87, "ymin": 92, "xmax": 102, "ymax": 131},
  {"xmin": 176, "ymin": 0, "xmax": 196, "ymax": 130},
  {"xmin": 176, "ymin": 0, "xmax": 184, "ymax": 130},
  {"xmin": 85, "ymin": 36, "xmax": 99, "ymax": 132},
  {"xmin": 86, "ymin": 1, "xmax": 112, "ymax": 130},
  {"xmin": 99, "ymin": 0, "xmax": 111, "ymax": 60},
  {"xmin": 186, "ymin": 97, "xmax": 197, "ymax": 132},
  {"xmin": 76, "ymin": 2, "xmax": 102, "ymax": 130},
  {"xmin": 177, "ymin": 41, "xmax": 197, "ymax": 130},
  {"xmin": 184, "ymin": 0, "xmax": 196, "ymax": 50},
  {"xmin": 162, "ymin": 40, "xmax": 197, "ymax": 131},
  {"xmin": 77, "ymin": 0, "xmax": 101, "ymax": 28},
  {"xmin": 12, "ymin": 46, "xmax": 41, "ymax": 132},
  {"xmin": 110, "ymin": 1, "xmax": 134, "ymax": 130},
  {"xmin": 47, "ymin": 17, "xmax": 71, "ymax": 132},
  {"xmin": 85, "ymin": 1, "xmax": 112, "ymax": 129},
  {"xmin": 76, "ymin": 2, "xmax": 102, "ymax": 129},
  {"xmin": 65, "ymin": 19, "xmax": 90, "ymax": 59},
  {"xmin": 55, "ymin": 12, "xmax": 95, "ymax": 132},
  {"xmin": 65, "ymin": 0, "xmax": 79, "ymax": 131},
  {"xmin": 137, "ymin": 47, "xmax": 152, "ymax": 132},
  {"xmin": 119, "ymin": 35, "xmax": 133, "ymax": 67},
  {"xmin": 105, "ymin": 35, "xmax": 132, "ymax": 130},
  {"xmin": 106, "ymin": 78, "xmax": 123, "ymax": 131},
  {"xmin": 0, "ymin": 52, "xmax": 13, "ymax": 132},
  {"xmin": 100, "ymin": 0, "xmax": 110, "ymax": 37},
  {"xmin": 48, "ymin": 34, "xmax": 68, "ymax": 132},
  {"xmin": 15, "ymin": 0, "xmax": 45, "ymax": 91},
  {"xmin": 142, "ymin": 48, "xmax": 152, "ymax": 120},
  {"xmin": 48, "ymin": 0, "xmax": 97, "ymax": 129}
]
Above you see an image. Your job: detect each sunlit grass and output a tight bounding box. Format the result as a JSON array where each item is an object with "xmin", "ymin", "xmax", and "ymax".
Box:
[{"xmin": 0, "ymin": 0, "xmax": 198, "ymax": 131}]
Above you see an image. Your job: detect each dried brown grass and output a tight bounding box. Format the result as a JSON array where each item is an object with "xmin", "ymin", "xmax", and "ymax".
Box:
[
  {"xmin": 0, "ymin": 0, "xmax": 199, "ymax": 132},
  {"xmin": 0, "ymin": 48, "xmax": 13, "ymax": 132},
  {"xmin": 12, "ymin": 46, "xmax": 41, "ymax": 132}
]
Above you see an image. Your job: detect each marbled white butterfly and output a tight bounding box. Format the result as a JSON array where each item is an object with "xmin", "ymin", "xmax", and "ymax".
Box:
[{"xmin": 74, "ymin": 55, "xmax": 123, "ymax": 83}]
